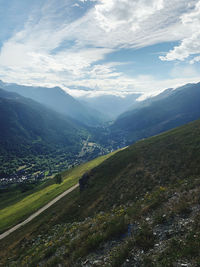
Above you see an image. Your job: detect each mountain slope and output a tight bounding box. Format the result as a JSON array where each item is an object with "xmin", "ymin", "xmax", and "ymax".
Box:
[
  {"xmin": 0, "ymin": 88, "xmax": 86, "ymax": 150},
  {"xmin": 0, "ymin": 80, "xmax": 105, "ymax": 126},
  {"xmin": 0, "ymin": 88, "xmax": 89, "ymax": 177},
  {"xmin": 1, "ymin": 119, "xmax": 200, "ymax": 266},
  {"xmin": 0, "ymin": 150, "xmax": 118, "ymax": 234},
  {"xmin": 111, "ymin": 82, "xmax": 200, "ymax": 144}
]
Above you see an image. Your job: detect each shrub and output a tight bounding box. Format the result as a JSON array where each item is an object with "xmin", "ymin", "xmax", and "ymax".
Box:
[
  {"xmin": 54, "ymin": 174, "xmax": 62, "ymax": 184},
  {"xmin": 134, "ymin": 223, "xmax": 155, "ymax": 251},
  {"xmin": 109, "ymin": 239, "xmax": 134, "ymax": 267}
]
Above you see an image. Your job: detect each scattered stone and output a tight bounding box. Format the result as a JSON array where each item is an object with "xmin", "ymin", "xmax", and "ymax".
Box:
[
  {"xmin": 83, "ymin": 259, "xmax": 89, "ymax": 265},
  {"xmin": 93, "ymin": 260, "xmax": 102, "ymax": 265}
]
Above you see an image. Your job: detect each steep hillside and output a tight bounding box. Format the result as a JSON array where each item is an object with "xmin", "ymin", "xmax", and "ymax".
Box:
[
  {"xmin": 0, "ymin": 80, "xmax": 105, "ymax": 126},
  {"xmin": 0, "ymin": 88, "xmax": 89, "ymax": 177},
  {"xmin": 0, "ymin": 150, "xmax": 118, "ymax": 234},
  {"xmin": 111, "ymin": 82, "xmax": 200, "ymax": 144},
  {"xmin": 0, "ymin": 88, "xmax": 84, "ymax": 147},
  {"xmin": 1, "ymin": 119, "xmax": 200, "ymax": 266}
]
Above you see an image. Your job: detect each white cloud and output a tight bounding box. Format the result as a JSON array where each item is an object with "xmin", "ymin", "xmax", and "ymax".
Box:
[
  {"xmin": 190, "ymin": 55, "xmax": 200, "ymax": 64},
  {"xmin": 0, "ymin": 0, "xmax": 200, "ymax": 97},
  {"xmin": 160, "ymin": 1, "xmax": 200, "ymax": 62},
  {"xmin": 65, "ymin": 74, "xmax": 200, "ymax": 99},
  {"xmin": 94, "ymin": 0, "xmax": 164, "ymax": 32},
  {"xmin": 73, "ymin": 3, "xmax": 80, "ymax": 8},
  {"xmin": 170, "ymin": 65, "xmax": 199, "ymax": 78},
  {"xmin": 0, "ymin": 0, "xmax": 113, "ymax": 81},
  {"xmin": 63, "ymin": 0, "xmax": 189, "ymax": 50}
]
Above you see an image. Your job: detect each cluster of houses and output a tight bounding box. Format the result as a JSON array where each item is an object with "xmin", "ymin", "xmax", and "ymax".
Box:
[{"xmin": 0, "ymin": 172, "xmax": 45, "ymax": 187}]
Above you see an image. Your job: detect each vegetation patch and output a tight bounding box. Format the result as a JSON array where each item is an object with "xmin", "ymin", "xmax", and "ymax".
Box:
[
  {"xmin": 1, "ymin": 119, "xmax": 200, "ymax": 266},
  {"xmin": 0, "ymin": 150, "xmax": 118, "ymax": 233}
]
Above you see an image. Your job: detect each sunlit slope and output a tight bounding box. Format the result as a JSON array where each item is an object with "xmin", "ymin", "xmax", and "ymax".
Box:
[{"xmin": 0, "ymin": 150, "xmax": 118, "ymax": 234}]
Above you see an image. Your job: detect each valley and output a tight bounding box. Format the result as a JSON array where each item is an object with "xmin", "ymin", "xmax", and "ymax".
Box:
[
  {"xmin": 0, "ymin": 86, "xmax": 112, "ymax": 186},
  {"xmin": 1, "ymin": 80, "xmax": 200, "ymax": 195},
  {"xmin": 0, "ymin": 150, "xmax": 118, "ymax": 234},
  {"xmin": 1, "ymin": 118, "xmax": 200, "ymax": 266},
  {"xmin": 1, "ymin": 2, "xmax": 200, "ymax": 266},
  {"xmin": 0, "ymin": 138, "xmax": 109, "ymax": 188},
  {"xmin": 1, "ymin": 75, "xmax": 200, "ymax": 267}
]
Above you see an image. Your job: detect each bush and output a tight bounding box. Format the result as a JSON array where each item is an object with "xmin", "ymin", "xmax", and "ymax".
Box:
[
  {"xmin": 134, "ymin": 223, "xmax": 155, "ymax": 251},
  {"xmin": 54, "ymin": 174, "xmax": 62, "ymax": 184},
  {"xmin": 109, "ymin": 239, "xmax": 134, "ymax": 267}
]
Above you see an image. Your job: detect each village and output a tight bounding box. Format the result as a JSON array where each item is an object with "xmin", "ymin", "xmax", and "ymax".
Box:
[{"xmin": 0, "ymin": 141, "xmax": 109, "ymax": 188}]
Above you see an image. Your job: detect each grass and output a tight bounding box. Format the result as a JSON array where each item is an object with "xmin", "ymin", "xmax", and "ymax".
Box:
[
  {"xmin": 0, "ymin": 150, "xmax": 118, "ymax": 234},
  {"xmin": 0, "ymin": 180, "xmax": 54, "ymax": 210},
  {"xmin": 1, "ymin": 119, "xmax": 200, "ymax": 266}
]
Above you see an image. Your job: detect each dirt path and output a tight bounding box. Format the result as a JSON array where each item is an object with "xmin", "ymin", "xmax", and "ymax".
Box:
[{"xmin": 0, "ymin": 183, "xmax": 79, "ymax": 240}]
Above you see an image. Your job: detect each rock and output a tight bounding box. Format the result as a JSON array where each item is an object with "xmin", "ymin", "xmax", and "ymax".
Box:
[
  {"xmin": 93, "ymin": 260, "xmax": 102, "ymax": 265},
  {"xmin": 83, "ymin": 259, "xmax": 89, "ymax": 264}
]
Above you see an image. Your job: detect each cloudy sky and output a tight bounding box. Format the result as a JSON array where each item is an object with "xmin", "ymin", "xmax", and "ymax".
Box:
[{"xmin": 0, "ymin": 0, "xmax": 200, "ymax": 97}]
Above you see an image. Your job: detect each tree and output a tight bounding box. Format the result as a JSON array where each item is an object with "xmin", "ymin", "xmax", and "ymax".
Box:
[{"xmin": 54, "ymin": 173, "xmax": 62, "ymax": 184}]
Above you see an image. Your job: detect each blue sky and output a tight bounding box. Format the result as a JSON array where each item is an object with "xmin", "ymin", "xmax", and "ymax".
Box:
[{"xmin": 0, "ymin": 0, "xmax": 200, "ymax": 98}]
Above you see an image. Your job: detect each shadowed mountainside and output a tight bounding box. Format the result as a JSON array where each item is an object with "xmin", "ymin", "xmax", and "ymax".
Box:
[
  {"xmin": 0, "ymin": 80, "xmax": 106, "ymax": 126},
  {"xmin": 111, "ymin": 82, "xmax": 200, "ymax": 145},
  {"xmin": 0, "ymin": 88, "xmax": 90, "ymax": 177}
]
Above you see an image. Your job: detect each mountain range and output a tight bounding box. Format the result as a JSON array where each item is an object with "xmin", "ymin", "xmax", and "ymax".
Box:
[
  {"xmin": 77, "ymin": 93, "xmax": 141, "ymax": 120},
  {"xmin": 111, "ymin": 82, "xmax": 200, "ymax": 144},
  {"xmin": 1, "ymin": 80, "xmax": 200, "ymax": 177},
  {"xmin": 0, "ymin": 88, "xmax": 91, "ymax": 177},
  {"xmin": 0, "ymin": 80, "xmax": 105, "ymax": 126},
  {"xmin": 0, "ymin": 87, "xmax": 88, "ymax": 152},
  {"xmin": 1, "ymin": 80, "xmax": 200, "ymax": 265}
]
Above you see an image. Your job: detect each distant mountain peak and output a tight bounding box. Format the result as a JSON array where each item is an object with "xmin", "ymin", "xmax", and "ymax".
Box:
[{"xmin": 0, "ymin": 81, "xmax": 106, "ymax": 126}]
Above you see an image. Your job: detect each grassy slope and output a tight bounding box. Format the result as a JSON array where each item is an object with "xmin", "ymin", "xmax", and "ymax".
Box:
[
  {"xmin": 0, "ymin": 151, "xmax": 118, "ymax": 234},
  {"xmin": 1, "ymin": 119, "xmax": 200, "ymax": 266},
  {"xmin": 49, "ymin": 118, "xmax": 200, "ymax": 221},
  {"xmin": 0, "ymin": 182, "xmax": 54, "ymax": 210}
]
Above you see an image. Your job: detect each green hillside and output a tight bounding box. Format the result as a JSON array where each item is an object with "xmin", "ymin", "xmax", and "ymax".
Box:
[
  {"xmin": 0, "ymin": 150, "xmax": 118, "ymax": 234},
  {"xmin": 1, "ymin": 119, "xmax": 200, "ymax": 266}
]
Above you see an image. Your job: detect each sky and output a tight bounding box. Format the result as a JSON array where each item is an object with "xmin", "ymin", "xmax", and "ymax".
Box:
[{"xmin": 0, "ymin": 0, "xmax": 200, "ymax": 98}]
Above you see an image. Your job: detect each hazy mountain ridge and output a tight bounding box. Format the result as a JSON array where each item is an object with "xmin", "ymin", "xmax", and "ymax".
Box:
[
  {"xmin": 111, "ymin": 82, "xmax": 200, "ymax": 144},
  {"xmin": 77, "ymin": 93, "xmax": 142, "ymax": 120},
  {"xmin": 0, "ymin": 88, "xmax": 90, "ymax": 177},
  {"xmin": 0, "ymin": 88, "xmax": 85, "ymax": 147},
  {"xmin": 0, "ymin": 80, "xmax": 105, "ymax": 126}
]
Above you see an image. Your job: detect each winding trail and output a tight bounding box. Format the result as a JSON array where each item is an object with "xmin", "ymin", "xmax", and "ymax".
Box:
[{"xmin": 0, "ymin": 183, "xmax": 79, "ymax": 241}]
